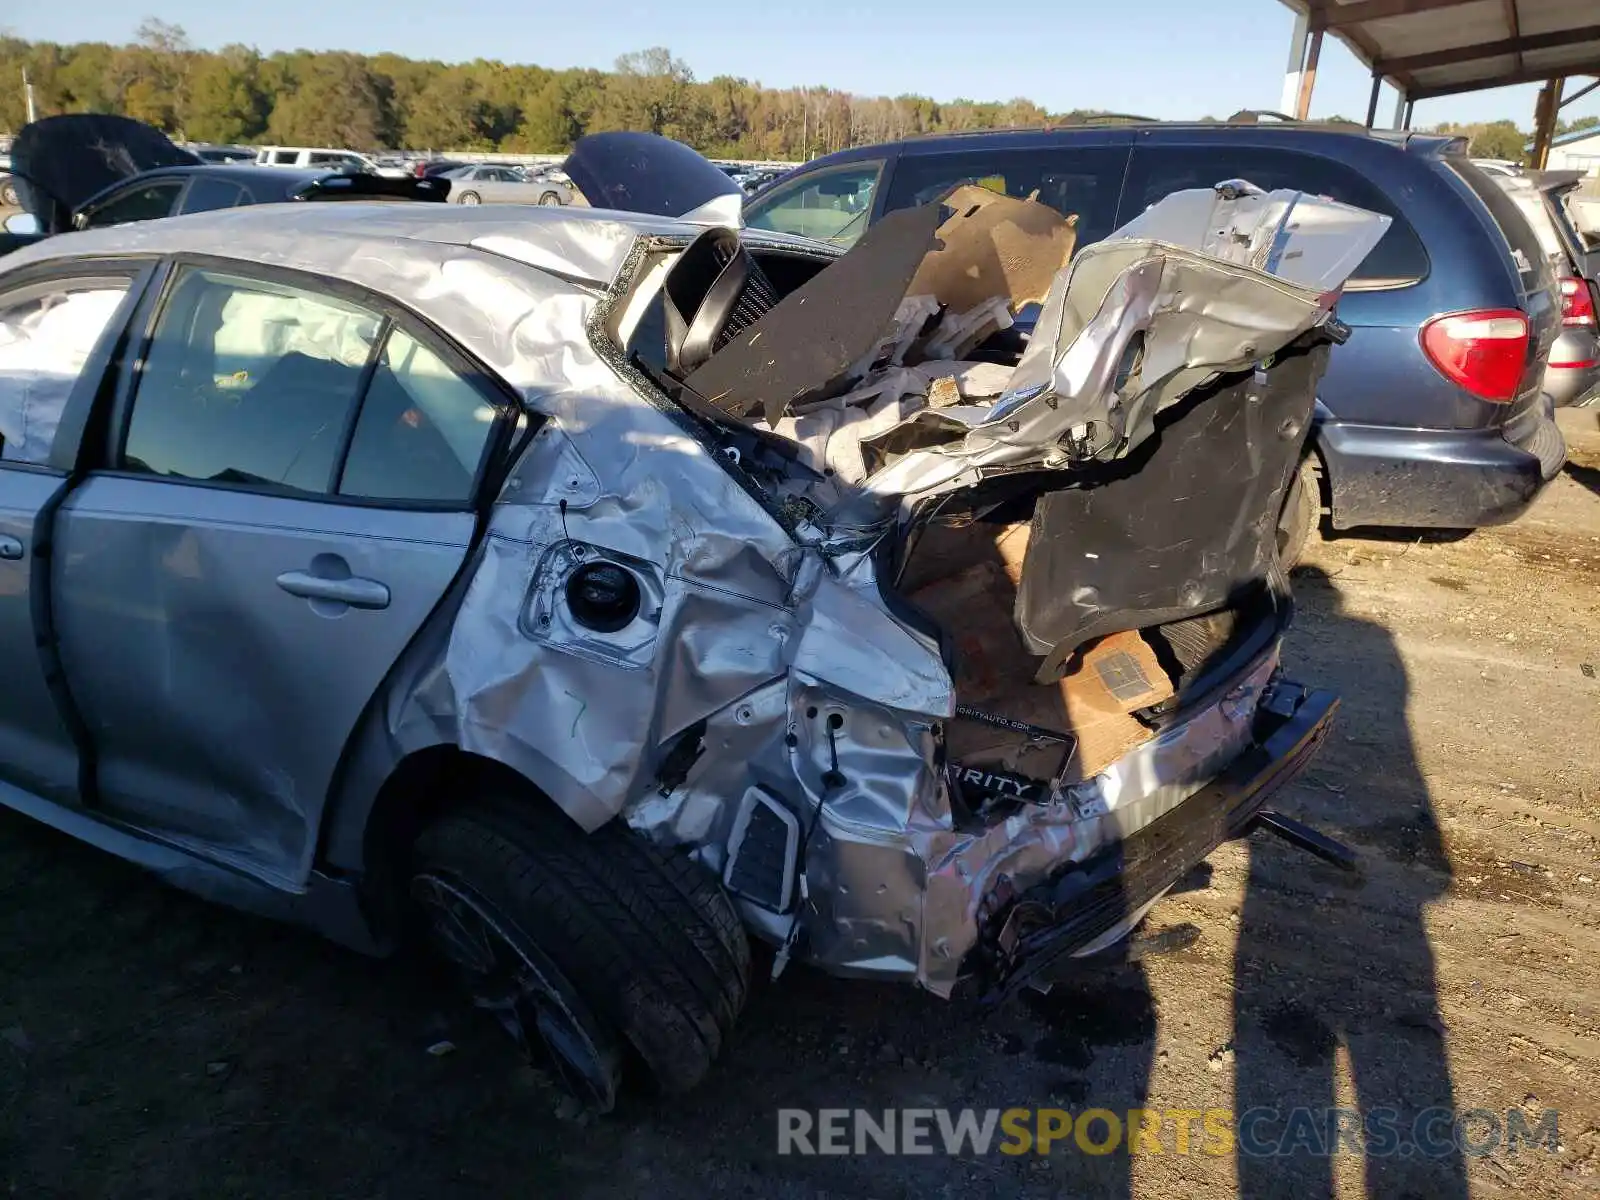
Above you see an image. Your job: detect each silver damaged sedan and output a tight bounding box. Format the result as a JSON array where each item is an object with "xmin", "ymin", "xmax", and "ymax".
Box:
[{"xmin": 0, "ymin": 132, "xmax": 1389, "ymax": 1111}]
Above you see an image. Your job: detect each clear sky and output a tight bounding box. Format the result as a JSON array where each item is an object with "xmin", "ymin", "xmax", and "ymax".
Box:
[{"xmin": 8, "ymin": 0, "xmax": 1599, "ymax": 130}]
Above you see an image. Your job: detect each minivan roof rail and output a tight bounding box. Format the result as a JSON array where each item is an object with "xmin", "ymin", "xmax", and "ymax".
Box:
[
  {"xmin": 904, "ymin": 113, "xmax": 1162, "ymax": 141},
  {"xmin": 1068, "ymin": 112, "xmax": 1162, "ymax": 125}
]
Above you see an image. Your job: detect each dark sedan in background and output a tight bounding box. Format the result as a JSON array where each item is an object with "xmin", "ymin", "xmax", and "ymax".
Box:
[{"xmin": 0, "ymin": 115, "xmax": 447, "ymax": 260}]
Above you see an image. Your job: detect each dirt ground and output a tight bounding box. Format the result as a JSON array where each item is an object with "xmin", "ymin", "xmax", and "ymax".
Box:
[{"xmin": 3, "ymin": 412, "xmax": 1598, "ymax": 1199}]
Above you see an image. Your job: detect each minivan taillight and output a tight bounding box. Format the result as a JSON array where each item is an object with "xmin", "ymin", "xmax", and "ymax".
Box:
[
  {"xmin": 1419, "ymin": 310, "xmax": 1529, "ymax": 403},
  {"xmin": 1559, "ymin": 276, "xmax": 1598, "ymax": 328}
]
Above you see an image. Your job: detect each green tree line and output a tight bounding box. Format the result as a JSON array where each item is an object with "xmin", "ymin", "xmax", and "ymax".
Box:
[
  {"xmin": 4, "ymin": 23, "xmax": 1593, "ymax": 160},
  {"xmin": 1, "ymin": 22, "xmax": 1124, "ymax": 157}
]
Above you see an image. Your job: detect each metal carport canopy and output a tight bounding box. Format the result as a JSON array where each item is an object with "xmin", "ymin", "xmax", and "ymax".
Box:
[{"xmin": 1277, "ymin": 0, "xmax": 1600, "ymax": 104}]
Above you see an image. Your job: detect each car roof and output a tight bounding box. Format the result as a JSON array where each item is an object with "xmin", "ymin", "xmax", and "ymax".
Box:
[
  {"xmin": 1, "ymin": 200, "xmax": 814, "ymax": 290},
  {"xmin": 796, "ymin": 121, "xmax": 1464, "ymax": 171},
  {"xmin": 77, "ymin": 165, "xmax": 331, "ymax": 210},
  {"xmin": 138, "ymin": 164, "xmax": 327, "ymax": 186}
]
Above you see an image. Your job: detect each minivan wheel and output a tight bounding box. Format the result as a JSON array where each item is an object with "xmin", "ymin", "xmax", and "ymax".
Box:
[
  {"xmin": 1277, "ymin": 455, "xmax": 1321, "ymax": 570},
  {"xmin": 410, "ymin": 797, "xmax": 750, "ymax": 1106}
]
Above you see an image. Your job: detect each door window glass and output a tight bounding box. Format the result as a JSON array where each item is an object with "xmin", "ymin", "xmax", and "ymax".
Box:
[
  {"xmin": 272, "ymin": 150, "xmax": 300, "ymax": 165},
  {"xmin": 0, "ymin": 280, "xmax": 130, "ymax": 463},
  {"xmin": 180, "ymin": 175, "xmax": 247, "ymax": 214},
  {"xmin": 883, "ymin": 147, "xmax": 1129, "ymax": 244},
  {"xmin": 744, "ymin": 161, "xmax": 885, "ymax": 246},
  {"xmin": 82, "ymin": 181, "xmax": 183, "ymax": 228},
  {"xmin": 339, "ymin": 329, "xmax": 500, "ymax": 504},
  {"xmin": 1122, "ymin": 145, "xmax": 1429, "ymax": 284},
  {"xmin": 123, "ymin": 268, "xmax": 381, "ymax": 493}
]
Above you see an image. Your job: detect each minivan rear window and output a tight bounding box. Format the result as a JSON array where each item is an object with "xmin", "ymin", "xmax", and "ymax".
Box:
[
  {"xmin": 1122, "ymin": 145, "xmax": 1430, "ymax": 286},
  {"xmin": 1447, "ymin": 158, "xmax": 1557, "ymax": 295},
  {"xmin": 883, "ymin": 147, "xmax": 1128, "ymax": 245}
]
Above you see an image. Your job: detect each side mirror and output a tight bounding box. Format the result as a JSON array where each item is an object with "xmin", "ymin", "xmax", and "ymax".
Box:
[{"xmin": 2, "ymin": 212, "xmax": 40, "ymax": 236}]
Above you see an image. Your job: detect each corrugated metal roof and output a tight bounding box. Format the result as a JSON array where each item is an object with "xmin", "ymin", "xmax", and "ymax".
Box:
[
  {"xmin": 1548, "ymin": 125, "xmax": 1600, "ymax": 146},
  {"xmin": 1280, "ymin": 0, "xmax": 1600, "ymax": 99}
]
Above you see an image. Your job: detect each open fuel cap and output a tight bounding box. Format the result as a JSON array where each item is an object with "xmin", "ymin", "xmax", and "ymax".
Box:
[{"xmin": 566, "ymin": 562, "xmax": 641, "ymax": 633}]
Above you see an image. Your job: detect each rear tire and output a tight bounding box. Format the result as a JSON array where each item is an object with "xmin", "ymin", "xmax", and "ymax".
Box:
[
  {"xmin": 1277, "ymin": 454, "xmax": 1321, "ymax": 570},
  {"xmin": 410, "ymin": 796, "xmax": 749, "ymax": 1106},
  {"xmin": 457, "ymin": 190, "xmax": 481, "ymax": 206}
]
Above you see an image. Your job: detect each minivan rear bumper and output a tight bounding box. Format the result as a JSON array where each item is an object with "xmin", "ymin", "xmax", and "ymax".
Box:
[{"xmin": 1317, "ymin": 400, "xmax": 1566, "ymax": 530}]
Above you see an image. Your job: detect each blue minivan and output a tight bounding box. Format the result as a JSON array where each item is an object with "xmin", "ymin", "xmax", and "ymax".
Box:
[{"xmin": 745, "ymin": 124, "xmax": 1568, "ymax": 561}]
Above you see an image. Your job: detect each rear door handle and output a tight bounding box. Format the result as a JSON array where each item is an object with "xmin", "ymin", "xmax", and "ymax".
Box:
[
  {"xmin": 0, "ymin": 536, "xmax": 23, "ymax": 561},
  {"xmin": 275, "ymin": 570, "xmax": 390, "ymax": 610}
]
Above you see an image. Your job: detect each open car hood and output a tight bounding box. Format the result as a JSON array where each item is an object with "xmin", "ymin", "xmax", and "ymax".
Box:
[
  {"xmin": 564, "ymin": 131, "xmax": 743, "ymax": 224},
  {"xmin": 11, "ymin": 115, "xmax": 200, "ymax": 233}
]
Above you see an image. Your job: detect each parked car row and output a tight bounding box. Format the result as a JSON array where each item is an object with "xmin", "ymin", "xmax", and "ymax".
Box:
[
  {"xmin": 437, "ymin": 162, "xmax": 573, "ymax": 206},
  {"xmin": 743, "ymin": 122, "xmax": 1576, "ymax": 560}
]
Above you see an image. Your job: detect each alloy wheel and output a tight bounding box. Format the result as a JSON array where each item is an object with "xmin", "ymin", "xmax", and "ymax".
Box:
[{"xmin": 411, "ymin": 872, "xmax": 621, "ymax": 1111}]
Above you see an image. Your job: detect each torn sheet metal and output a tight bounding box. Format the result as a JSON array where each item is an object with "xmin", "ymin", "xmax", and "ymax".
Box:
[{"xmin": 819, "ymin": 188, "xmax": 1389, "ymax": 512}]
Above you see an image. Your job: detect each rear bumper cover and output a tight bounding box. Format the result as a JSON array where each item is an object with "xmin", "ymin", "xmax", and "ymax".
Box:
[
  {"xmin": 1544, "ymin": 327, "xmax": 1600, "ymax": 408},
  {"xmin": 1318, "ymin": 398, "xmax": 1566, "ymax": 530},
  {"xmin": 755, "ymin": 646, "xmax": 1335, "ymax": 998},
  {"xmin": 974, "ymin": 679, "xmax": 1337, "ymax": 1005},
  {"xmin": 1546, "ymin": 362, "xmax": 1600, "ymax": 409}
]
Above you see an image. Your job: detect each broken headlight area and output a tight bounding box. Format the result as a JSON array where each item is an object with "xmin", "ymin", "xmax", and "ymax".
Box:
[{"xmin": 607, "ymin": 176, "xmax": 1386, "ymax": 997}]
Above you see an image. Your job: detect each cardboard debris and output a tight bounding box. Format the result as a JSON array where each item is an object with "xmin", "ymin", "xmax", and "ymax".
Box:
[
  {"xmin": 905, "ymin": 522, "xmax": 1173, "ymax": 785},
  {"xmin": 906, "ymin": 184, "xmax": 1079, "ymax": 315}
]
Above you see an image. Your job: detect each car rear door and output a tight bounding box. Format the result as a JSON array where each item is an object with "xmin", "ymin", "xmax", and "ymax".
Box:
[
  {"xmin": 0, "ymin": 260, "xmax": 152, "ymax": 805},
  {"xmin": 50, "ymin": 260, "xmax": 513, "ymax": 887}
]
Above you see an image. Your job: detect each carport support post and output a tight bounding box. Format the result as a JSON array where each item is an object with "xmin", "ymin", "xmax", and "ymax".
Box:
[
  {"xmin": 1294, "ymin": 27, "xmax": 1323, "ymax": 120},
  {"xmin": 1531, "ymin": 77, "xmax": 1564, "ymax": 169},
  {"xmin": 1391, "ymin": 90, "xmax": 1407, "ymax": 130},
  {"xmin": 1280, "ymin": 9, "xmax": 1311, "ymax": 116},
  {"xmin": 1365, "ymin": 73, "xmax": 1382, "ymax": 128},
  {"xmin": 1403, "ymin": 98, "xmax": 1415, "ymax": 130}
]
